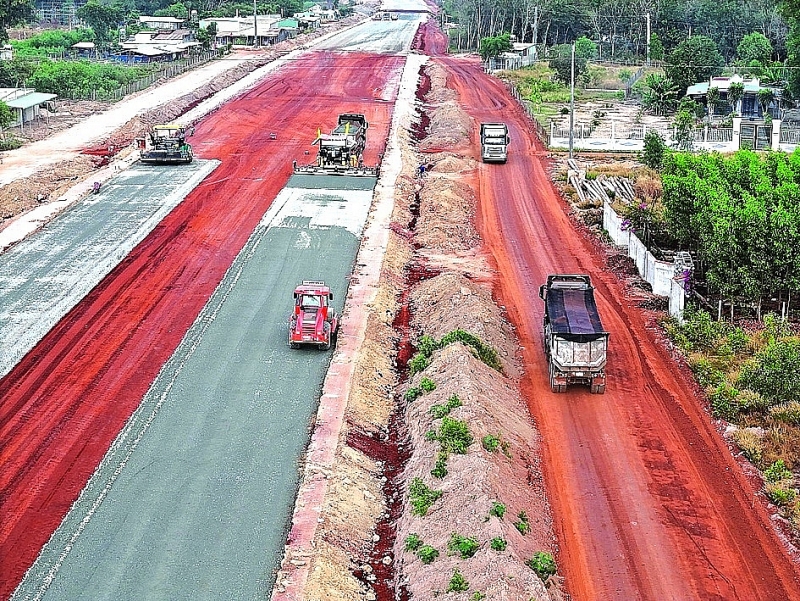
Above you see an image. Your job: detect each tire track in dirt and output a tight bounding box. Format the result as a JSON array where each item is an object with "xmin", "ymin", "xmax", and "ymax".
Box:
[
  {"xmin": 0, "ymin": 51, "xmax": 403, "ymax": 599},
  {"xmin": 437, "ymin": 56, "xmax": 800, "ymax": 601}
]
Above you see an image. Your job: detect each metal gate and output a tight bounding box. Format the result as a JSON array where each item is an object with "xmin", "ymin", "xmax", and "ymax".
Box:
[{"xmin": 740, "ymin": 123, "xmax": 772, "ymax": 150}]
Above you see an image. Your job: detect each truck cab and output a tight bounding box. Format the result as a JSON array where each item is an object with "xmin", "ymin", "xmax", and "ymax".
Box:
[
  {"xmin": 480, "ymin": 122, "xmax": 510, "ymax": 163},
  {"xmin": 540, "ymin": 274, "xmax": 609, "ymax": 393}
]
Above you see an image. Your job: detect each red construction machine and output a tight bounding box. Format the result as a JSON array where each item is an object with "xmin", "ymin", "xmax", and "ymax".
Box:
[{"xmin": 288, "ymin": 281, "xmax": 339, "ymax": 350}]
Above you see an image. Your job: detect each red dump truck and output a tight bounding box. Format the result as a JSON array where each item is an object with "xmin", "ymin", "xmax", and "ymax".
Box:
[{"xmin": 539, "ymin": 274, "xmax": 609, "ymax": 393}]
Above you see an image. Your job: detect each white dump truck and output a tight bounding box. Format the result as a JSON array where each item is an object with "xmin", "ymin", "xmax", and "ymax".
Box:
[
  {"xmin": 539, "ymin": 274, "xmax": 609, "ymax": 393},
  {"xmin": 479, "ymin": 122, "xmax": 510, "ymax": 163}
]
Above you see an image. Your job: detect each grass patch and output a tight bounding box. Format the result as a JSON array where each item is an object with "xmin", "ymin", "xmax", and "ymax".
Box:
[
  {"xmin": 514, "ymin": 510, "xmax": 530, "ymax": 535},
  {"xmin": 430, "ymin": 394, "xmax": 462, "ymax": 419},
  {"xmin": 431, "ymin": 417, "xmax": 474, "ymax": 455},
  {"xmin": 431, "ymin": 452, "xmax": 448, "ymax": 479},
  {"xmin": 447, "ymin": 568, "xmax": 469, "ymax": 592},
  {"xmin": 490, "ymin": 537, "xmax": 508, "ymax": 551},
  {"xmin": 489, "ymin": 501, "xmax": 506, "ymax": 519},
  {"xmin": 420, "ymin": 377, "xmax": 436, "ymax": 392},
  {"xmin": 482, "ymin": 433, "xmax": 500, "ymax": 452}
]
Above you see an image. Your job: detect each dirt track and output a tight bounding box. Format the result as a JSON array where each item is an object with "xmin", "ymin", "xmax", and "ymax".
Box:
[
  {"xmin": 0, "ymin": 51, "xmax": 402, "ymax": 599},
  {"xmin": 438, "ymin": 56, "xmax": 800, "ymax": 600}
]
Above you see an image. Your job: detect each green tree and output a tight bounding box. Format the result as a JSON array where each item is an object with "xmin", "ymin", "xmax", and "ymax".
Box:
[
  {"xmin": 649, "ymin": 31, "xmax": 664, "ymax": 62},
  {"xmin": 549, "ymin": 43, "xmax": 588, "ymax": 85},
  {"xmin": 574, "ymin": 35, "xmax": 597, "ymax": 60},
  {"xmin": 757, "ymin": 87, "xmax": 775, "ymax": 116},
  {"xmin": 737, "ymin": 32, "xmax": 773, "ymax": 65},
  {"xmin": 642, "ymin": 130, "xmax": 667, "ymax": 170},
  {"xmin": 642, "ymin": 72, "xmax": 679, "ymax": 116},
  {"xmin": 196, "ymin": 21, "xmax": 217, "ymax": 49},
  {"xmin": 672, "ymin": 108, "xmax": 697, "ymax": 151},
  {"xmin": 0, "ymin": 100, "xmax": 14, "ymax": 139},
  {"xmin": 727, "ymin": 81, "xmax": 744, "ymax": 115},
  {"xmin": 154, "ymin": 2, "xmax": 188, "ymax": 19},
  {"xmin": 665, "ymin": 36, "xmax": 725, "ymax": 99},
  {"xmin": 77, "ymin": 0, "xmax": 124, "ymax": 49},
  {"xmin": 706, "ymin": 86, "xmax": 720, "ymax": 122},
  {"xmin": 0, "ymin": 0, "xmax": 35, "ymax": 42},
  {"xmin": 478, "ymin": 32, "xmax": 512, "ymax": 60}
]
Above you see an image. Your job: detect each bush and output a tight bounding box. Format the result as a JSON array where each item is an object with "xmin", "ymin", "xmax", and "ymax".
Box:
[
  {"xmin": 764, "ymin": 460, "xmax": 792, "ymax": 484},
  {"xmin": 765, "ymin": 483, "xmax": 797, "ymax": 506},
  {"xmin": 709, "ymin": 382, "xmax": 742, "ymax": 420},
  {"xmin": 689, "ymin": 356, "xmax": 726, "ymax": 389},
  {"xmin": 408, "ymin": 352, "xmax": 430, "ymax": 375},
  {"xmin": 678, "ymin": 308, "xmax": 731, "ymax": 351},
  {"xmin": 429, "ymin": 403, "xmax": 449, "ymax": 419},
  {"xmin": 738, "ymin": 338, "xmax": 800, "ymax": 405},
  {"xmin": 769, "ymin": 401, "xmax": 800, "ymax": 425},
  {"xmin": 471, "ymin": 593, "xmax": 486, "ymax": 601},
  {"xmin": 431, "ymin": 452, "xmax": 448, "ymax": 479},
  {"xmin": 642, "ymin": 130, "xmax": 666, "ymax": 171},
  {"xmin": 482, "ymin": 434, "xmax": 501, "ymax": 452},
  {"xmin": 405, "ymin": 533, "xmax": 423, "ymax": 551},
  {"xmin": 404, "ymin": 386, "xmax": 422, "ymax": 402},
  {"xmin": 436, "ymin": 417, "xmax": 474, "ymax": 454},
  {"xmin": 416, "ymin": 334, "xmax": 440, "ymax": 357},
  {"xmin": 489, "ymin": 501, "xmax": 506, "ymax": 518},
  {"xmin": 448, "ymin": 533, "xmax": 480, "ymax": 559},
  {"xmin": 446, "ymin": 394, "xmax": 462, "ymax": 409},
  {"xmin": 447, "ymin": 568, "xmax": 469, "ymax": 592},
  {"xmin": 409, "ymin": 478, "xmax": 443, "ymax": 516},
  {"xmin": 439, "ymin": 329, "xmax": 502, "ymax": 371},
  {"xmin": 490, "ymin": 537, "xmax": 508, "ymax": 551},
  {"xmin": 514, "ymin": 510, "xmax": 530, "ymax": 535},
  {"xmin": 526, "ymin": 551, "xmax": 557, "ymax": 581},
  {"xmin": 417, "ymin": 544, "xmax": 439, "ymax": 564},
  {"xmin": 0, "ymin": 137, "xmax": 22, "ymax": 151},
  {"xmin": 420, "ymin": 377, "xmax": 436, "ymax": 392}
]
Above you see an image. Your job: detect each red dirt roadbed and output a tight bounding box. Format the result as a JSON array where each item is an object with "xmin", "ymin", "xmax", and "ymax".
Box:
[
  {"xmin": 438, "ymin": 56, "xmax": 800, "ymax": 600},
  {"xmin": 0, "ymin": 51, "xmax": 403, "ymax": 599}
]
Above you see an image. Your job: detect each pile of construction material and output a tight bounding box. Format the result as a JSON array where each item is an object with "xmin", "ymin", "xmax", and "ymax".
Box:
[{"xmin": 566, "ymin": 158, "xmax": 636, "ymax": 205}]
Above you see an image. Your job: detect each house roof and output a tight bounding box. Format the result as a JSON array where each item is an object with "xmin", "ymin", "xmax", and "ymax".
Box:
[
  {"xmin": 5, "ymin": 91, "xmax": 57, "ymax": 109},
  {"xmin": 275, "ymin": 18, "xmax": 299, "ymax": 28},
  {"xmin": 72, "ymin": 41, "xmax": 95, "ymax": 49},
  {"xmin": 687, "ymin": 75, "xmax": 780, "ymax": 96},
  {"xmin": 139, "ymin": 16, "xmax": 185, "ymax": 23}
]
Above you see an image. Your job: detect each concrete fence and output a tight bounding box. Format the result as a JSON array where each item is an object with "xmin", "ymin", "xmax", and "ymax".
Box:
[{"xmin": 603, "ymin": 200, "xmax": 686, "ymax": 318}]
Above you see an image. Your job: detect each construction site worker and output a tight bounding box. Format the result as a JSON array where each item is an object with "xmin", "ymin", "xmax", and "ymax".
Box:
[
  {"xmin": 418, "ymin": 164, "xmax": 426, "ymax": 177},
  {"xmin": 358, "ymin": 154, "xmax": 364, "ymax": 167},
  {"xmin": 190, "ymin": 125, "xmax": 195, "ymax": 136}
]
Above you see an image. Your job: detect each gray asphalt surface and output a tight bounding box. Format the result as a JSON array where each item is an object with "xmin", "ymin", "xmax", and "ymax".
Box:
[
  {"xmin": 17, "ymin": 182, "xmax": 376, "ymax": 601},
  {"xmin": 0, "ymin": 161, "xmax": 218, "ymax": 379},
  {"xmin": 315, "ymin": 12, "xmax": 425, "ymax": 54}
]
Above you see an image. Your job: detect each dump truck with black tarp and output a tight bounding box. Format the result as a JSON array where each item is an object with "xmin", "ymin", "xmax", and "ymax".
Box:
[{"xmin": 539, "ymin": 274, "xmax": 609, "ymax": 393}]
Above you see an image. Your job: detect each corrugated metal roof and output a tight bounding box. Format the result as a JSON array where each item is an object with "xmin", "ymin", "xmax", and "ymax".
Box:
[{"xmin": 6, "ymin": 92, "xmax": 57, "ymax": 109}]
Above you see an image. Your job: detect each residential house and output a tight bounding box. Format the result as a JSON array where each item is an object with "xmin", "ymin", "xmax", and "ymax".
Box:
[
  {"xmin": 118, "ymin": 29, "xmax": 199, "ymax": 62},
  {"xmin": 0, "ymin": 88, "xmax": 57, "ymax": 128},
  {"xmin": 71, "ymin": 41, "xmax": 96, "ymax": 58},
  {"xmin": 199, "ymin": 15, "xmax": 296, "ymax": 47},
  {"xmin": 685, "ymin": 75, "xmax": 782, "ymax": 120},
  {"xmin": 139, "ymin": 16, "xmax": 185, "ymax": 31},
  {"xmin": 0, "ymin": 45, "xmax": 12, "ymax": 61}
]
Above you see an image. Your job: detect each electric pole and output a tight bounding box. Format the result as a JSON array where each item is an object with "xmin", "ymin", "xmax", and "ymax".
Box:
[
  {"xmin": 253, "ymin": 0, "xmax": 258, "ymax": 47},
  {"xmin": 646, "ymin": 13, "xmax": 651, "ymax": 66},
  {"xmin": 569, "ymin": 42, "xmax": 575, "ymax": 159}
]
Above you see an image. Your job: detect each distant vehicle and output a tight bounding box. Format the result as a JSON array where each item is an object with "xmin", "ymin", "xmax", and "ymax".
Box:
[
  {"xmin": 539, "ymin": 274, "xmax": 609, "ymax": 393},
  {"xmin": 139, "ymin": 124, "xmax": 193, "ymax": 165},
  {"xmin": 288, "ymin": 281, "xmax": 339, "ymax": 350},
  {"xmin": 390, "ymin": 12, "xmax": 398, "ymax": 20},
  {"xmin": 480, "ymin": 122, "xmax": 510, "ymax": 163}
]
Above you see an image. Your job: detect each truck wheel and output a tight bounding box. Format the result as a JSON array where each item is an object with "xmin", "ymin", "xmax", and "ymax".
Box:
[
  {"xmin": 549, "ymin": 372, "xmax": 565, "ymax": 393},
  {"xmin": 590, "ymin": 384, "xmax": 606, "ymax": 394}
]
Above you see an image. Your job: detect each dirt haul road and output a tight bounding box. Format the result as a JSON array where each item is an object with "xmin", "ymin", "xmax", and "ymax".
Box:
[
  {"xmin": 0, "ymin": 51, "xmax": 403, "ymax": 599},
  {"xmin": 436, "ymin": 57, "xmax": 800, "ymax": 601}
]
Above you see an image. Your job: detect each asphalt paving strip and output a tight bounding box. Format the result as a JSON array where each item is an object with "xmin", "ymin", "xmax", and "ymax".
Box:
[
  {"xmin": 12, "ymin": 179, "xmax": 376, "ymax": 600},
  {"xmin": 0, "ymin": 161, "xmax": 219, "ymax": 379}
]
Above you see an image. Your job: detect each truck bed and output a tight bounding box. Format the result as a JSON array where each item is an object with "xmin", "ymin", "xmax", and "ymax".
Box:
[{"xmin": 545, "ymin": 288, "xmax": 607, "ymax": 340}]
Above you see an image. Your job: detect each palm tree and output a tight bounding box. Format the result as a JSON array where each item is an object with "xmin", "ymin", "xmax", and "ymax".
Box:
[
  {"xmin": 706, "ymin": 86, "xmax": 720, "ymax": 123},
  {"xmin": 757, "ymin": 88, "xmax": 776, "ymax": 118},
  {"xmin": 727, "ymin": 82, "xmax": 744, "ymax": 116}
]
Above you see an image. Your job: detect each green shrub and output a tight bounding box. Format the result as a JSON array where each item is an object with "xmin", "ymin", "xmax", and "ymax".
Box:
[
  {"xmin": 688, "ymin": 356, "xmax": 725, "ymax": 389},
  {"xmin": 769, "ymin": 401, "xmax": 800, "ymax": 425},
  {"xmin": 736, "ymin": 389, "xmax": 769, "ymax": 413},
  {"xmin": 429, "ymin": 404, "xmax": 449, "ymax": 419},
  {"xmin": 405, "ymin": 533, "xmax": 423, "ymax": 551},
  {"xmin": 514, "ymin": 510, "xmax": 530, "ymax": 535},
  {"xmin": 672, "ymin": 308, "xmax": 731, "ymax": 352},
  {"xmin": 417, "ymin": 544, "xmax": 439, "ymax": 564},
  {"xmin": 489, "ymin": 501, "xmax": 506, "ymax": 518},
  {"xmin": 446, "ymin": 394, "xmax": 462, "ymax": 409},
  {"xmin": 420, "ymin": 377, "xmax": 436, "ymax": 392},
  {"xmin": 447, "ymin": 568, "xmax": 469, "ymax": 592},
  {"xmin": 436, "ymin": 417, "xmax": 474, "ymax": 454},
  {"xmin": 0, "ymin": 137, "xmax": 22, "ymax": 151},
  {"xmin": 448, "ymin": 533, "xmax": 480, "ymax": 559},
  {"xmin": 738, "ymin": 338, "xmax": 800, "ymax": 405},
  {"xmin": 471, "ymin": 593, "xmax": 486, "ymax": 601},
  {"xmin": 431, "ymin": 452, "xmax": 448, "ymax": 479},
  {"xmin": 726, "ymin": 327, "xmax": 749, "ymax": 354},
  {"xmin": 642, "ymin": 130, "xmax": 666, "ymax": 170},
  {"xmin": 482, "ymin": 434, "xmax": 501, "ymax": 452},
  {"xmin": 409, "ymin": 478, "xmax": 443, "ymax": 516},
  {"xmin": 439, "ymin": 329, "xmax": 503, "ymax": 371},
  {"xmin": 490, "ymin": 537, "xmax": 508, "ymax": 551},
  {"xmin": 765, "ymin": 483, "xmax": 797, "ymax": 506},
  {"xmin": 404, "ymin": 386, "xmax": 422, "ymax": 402},
  {"xmin": 764, "ymin": 460, "xmax": 792, "ymax": 483},
  {"xmin": 709, "ymin": 382, "xmax": 742, "ymax": 420},
  {"xmin": 416, "ymin": 334, "xmax": 440, "ymax": 357},
  {"xmin": 408, "ymin": 352, "xmax": 429, "ymax": 375},
  {"xmin": 424, "ymin": 429, "xmax": 437, "ymax": 441},
  {"xmin": 526, "ymin": 551, "xmax": 557, "ymax": 581}
]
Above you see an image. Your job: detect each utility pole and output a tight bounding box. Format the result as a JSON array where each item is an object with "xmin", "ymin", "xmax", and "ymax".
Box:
[
  {"xmin": 646, "ymin": 13, "xmax": 651, "ymax": 66},
  {"xmin": 253, "ymin": 0, "xmax": 258, "ymax": 47},
  {"xmin": 532, "ymin": 5, "xmax": 539, "ymax": 58},
  {"xmin": 569, "ymin": 42, "xmax": 575, "ymax": 159}
]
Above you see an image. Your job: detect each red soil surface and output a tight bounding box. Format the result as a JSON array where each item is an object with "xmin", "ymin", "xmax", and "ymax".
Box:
[
  {"xmin": 0, "ymin": 51, "xmax": 402, "ymax": 599},
  {"xmin": 438, "ymin": 55, "xmax": 800, "ymax": 601}
]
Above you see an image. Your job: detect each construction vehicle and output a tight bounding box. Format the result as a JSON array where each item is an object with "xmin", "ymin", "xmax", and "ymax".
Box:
[
  {"xmin": 139, "ymin": 124, "xmax": 193, "ymax": 165},
  {"xmin": 288, "ymin": 281, "xmax": 339, "ymax": 350},
  {"xmin": 539, "ymin": 274, "xmax": 609, "ymax": 393},
  {"xmin": 293, "ymin": 114, "xmax": 377, "ymax": 177},
  {"xmin": 480, "ymin": 123, "xmax": 510, "ymax": 163}
]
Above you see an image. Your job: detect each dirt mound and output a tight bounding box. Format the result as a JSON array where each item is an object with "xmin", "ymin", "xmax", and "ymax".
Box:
[
  {"xmin": 395, "ymin": 344, "xmax": 553, "ymax": 601},
  {"xmin": 418, "ymin": 64, "xmax": 471, "ymax": 152},
  {"xmin": 428, "ymin": 152, "xmax": 475, "ymax": 173},
  {"xmin": 416, "ymin": 176, "xmax": 480, "ymax": 252}
]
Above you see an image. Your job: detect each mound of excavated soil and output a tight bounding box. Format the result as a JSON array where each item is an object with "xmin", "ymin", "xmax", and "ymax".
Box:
[
  {"xmin": 395, "ymin": 343, "xmax": 555, "ymax": 601},
  {"xmin": 428, "ymin": 152, "xmax": 476, "ymax": 173},
  {"xmin": 416, "ymin": 176, "xmax": 480, "ymax": 252},
  {"xmin": 418, "ymin": 63, "xmax": 472, "ymax": 153}
]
